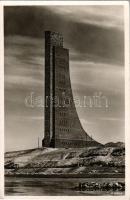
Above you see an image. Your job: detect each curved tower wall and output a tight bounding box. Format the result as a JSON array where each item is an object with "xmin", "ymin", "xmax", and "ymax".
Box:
[{"xmin": 42, "ymin": 31, "xmax": 101, "ymax": 148}]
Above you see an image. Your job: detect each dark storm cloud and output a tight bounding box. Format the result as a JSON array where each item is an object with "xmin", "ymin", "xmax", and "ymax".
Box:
[
  {"xmin": 4, "ymin": 6, "xmax": 124, "ymax": 65},
  {"xmin": 4, "ymin": 36, "xmax": 44, "ymax": 90}
]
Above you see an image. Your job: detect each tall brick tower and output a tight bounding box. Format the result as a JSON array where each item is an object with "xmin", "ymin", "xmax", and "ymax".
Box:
[{"xmin": 42, "ymin": 31, "xmax": 101, "ymax": 148}]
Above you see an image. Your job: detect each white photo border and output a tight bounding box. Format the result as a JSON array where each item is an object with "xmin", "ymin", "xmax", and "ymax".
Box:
[{"xmin": 0, "ymin": 1, "xmax": 129, "ymax": 200}]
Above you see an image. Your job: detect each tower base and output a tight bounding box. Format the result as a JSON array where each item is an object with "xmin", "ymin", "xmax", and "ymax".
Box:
[{"xmin": 42, "ymin": 138, "xmax": 102, "ymax": 148}]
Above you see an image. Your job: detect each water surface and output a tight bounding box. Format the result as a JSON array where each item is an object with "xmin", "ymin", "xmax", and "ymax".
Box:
[{"xmin": 5, "ymin": 177, "xmax": 125, "ymax": 196}]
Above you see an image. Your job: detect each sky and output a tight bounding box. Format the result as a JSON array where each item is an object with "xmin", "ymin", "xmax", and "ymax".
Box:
[{"xmin": 4, "ymin": 6, "xmax": 125, "ymax": 151}]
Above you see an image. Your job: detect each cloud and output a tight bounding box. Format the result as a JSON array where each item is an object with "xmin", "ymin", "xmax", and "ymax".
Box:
[
  {"xmin": 4, "ymin": 6, "xmax": 124, "ymax": 65},
  {"xmin": 5, "ymin": 74, "xmax": 43, "ymax": 88},
  {"xmin": 97, "ymin": 117, "xmax": 124, "ymax": 122},
  {"xmin": 48, "ymin": 6, "xmax": 124, "ymax": 30},
  {"xmin": 5, "ymin": 36, "xmax": 44, "ymax": 92},
  {"xmin": 6, "ymin": 115, "xmax": 44, "ymax": 121},
  {"xmin": 70, "ymin": 60, "xmax": 124, "ymax": 95}
]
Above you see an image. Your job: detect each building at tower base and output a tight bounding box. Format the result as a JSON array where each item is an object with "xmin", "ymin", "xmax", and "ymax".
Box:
[{"xmin": 42, "ymin": 31, "xmax": 102, "ymax": 148}]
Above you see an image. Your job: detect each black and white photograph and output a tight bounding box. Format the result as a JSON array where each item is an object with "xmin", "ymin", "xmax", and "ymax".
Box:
[{"xmin": 1, "ymin": 1, "xmax": 129, "ymax": 197}]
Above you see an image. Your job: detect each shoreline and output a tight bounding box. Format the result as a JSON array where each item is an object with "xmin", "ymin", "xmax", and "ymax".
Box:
[{"xmin": 5, "ymin": 173, "xmax": 125, "ymax": 178}]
